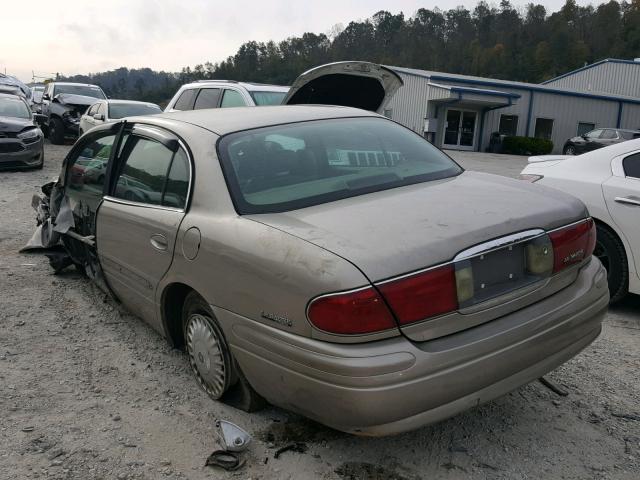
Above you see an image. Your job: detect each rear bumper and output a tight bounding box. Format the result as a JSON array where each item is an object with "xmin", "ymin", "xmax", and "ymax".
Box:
[
  {"xmin": 0, "ymin": 138, "xmax": 44, "ymax": 169},
  {"xmin": 219, "ymin": 257, "xmax": 608, "ymax": 436}
]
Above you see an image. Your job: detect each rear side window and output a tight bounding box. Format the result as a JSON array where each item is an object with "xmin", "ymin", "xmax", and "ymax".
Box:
[
  {"xmin": 173, "ymin": 88, "xmax": 197, "ymax": 110},
  {"xmin": 114, "ymin": 136, "xmax": 189, "ymax": 208},
  {"xmin": 194, "ymin": 88, "xmax": 221, "ymax": 110},
  {"xmin": 601, "ymin": 129, "xmax": 617, "ymax": 139},
  {"xmin": 220, "ymin": 89, "xmax": 246, "ymax": 108},
  {"xmin": 114, "ymin": 138, "xmax": 173, "ymax": 205},
  {"xmin": 623, "ymin": 153, "xmax": 640, "ymax": 179},
  {"xmin": 163, "ymin": 150, "xmax": 190, "ymax": 207},
  {"xmin": 218, "ymin": 117, "xmax": 462, "ymax": 214}
]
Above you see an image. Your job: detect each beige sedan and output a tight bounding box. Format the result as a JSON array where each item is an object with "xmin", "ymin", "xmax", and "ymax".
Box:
[{"xmin": 29, "ymin": 70, "xmax": 608, "ymax": 436}]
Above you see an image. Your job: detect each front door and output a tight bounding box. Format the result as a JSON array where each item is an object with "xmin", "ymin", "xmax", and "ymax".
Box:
[
  {"xmin": 604, "ymin": 151, "xmax": 640, "ymax": 279},
  {"xmin": 97, "ymin": 125, "xmax": 191, "ymax": 329},
  {"xmin": 443, "ymin": 109, "xmax": 477, "ymax": 151}
]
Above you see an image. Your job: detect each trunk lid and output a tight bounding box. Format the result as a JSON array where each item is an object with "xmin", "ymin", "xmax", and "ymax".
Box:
[
  {"xmin": 250, "ymin": 171, "xmax": 588, "ymax": 340},
  {"xmin": 282, "ymin": 61, "xmax": 403, "ymax": 113}
]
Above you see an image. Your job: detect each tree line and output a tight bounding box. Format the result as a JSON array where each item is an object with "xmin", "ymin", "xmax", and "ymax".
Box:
[{"xmin": 62, "ymin": 0, "xmax": 640, "ymax": 105}]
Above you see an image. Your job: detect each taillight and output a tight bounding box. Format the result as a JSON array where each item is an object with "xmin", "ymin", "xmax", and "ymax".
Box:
[
  {"xmin": 377, "ymin": 265, "xmax": 458, "ymax": 325},
  {"xmin": 307, "ymin": 286, "xmax": 396, "ymax": 334},
  {"xmin": 549, "ymin": 218, "xmax": 596, "ymax": 273}
]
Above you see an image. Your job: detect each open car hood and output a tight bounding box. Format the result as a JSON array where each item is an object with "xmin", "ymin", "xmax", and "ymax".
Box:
[{"xmin": 282, "ymin": 61, "xmax": 403, "ymax": 113}]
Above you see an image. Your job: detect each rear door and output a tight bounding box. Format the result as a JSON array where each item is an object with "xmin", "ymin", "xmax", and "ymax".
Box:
[
  {"xmin": 97, "ymin": 125, "xmax": 191, "ymax": 328},
  {"xmin": 604, "ymin": 150, "xmax": 640, "ymax": 279},
  {"xmin": 282, "ymin": 61, "xmax": 403, "ymax": 113}
]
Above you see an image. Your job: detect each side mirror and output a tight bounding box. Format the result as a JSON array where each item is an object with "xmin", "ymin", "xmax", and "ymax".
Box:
[
  {"xmin": 94, "ymin": 113, "xmax": 105, "ymax": 121},
  {"xmin": 42, "ymin": 93, "xmax": 50, "ymax": 101}
]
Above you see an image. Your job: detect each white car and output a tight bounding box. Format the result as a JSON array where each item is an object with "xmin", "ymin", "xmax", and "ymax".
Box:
[
  {"xmin": 79, "ymin": 99, "xmax": 162, "ymax": 135},
  {"xmin": 521, "ymin": 140, "xmax": 640, "ymax": 302},
  {"xmin": 164, "ymin": 80, "xmax": 289, "ymax": 112}
]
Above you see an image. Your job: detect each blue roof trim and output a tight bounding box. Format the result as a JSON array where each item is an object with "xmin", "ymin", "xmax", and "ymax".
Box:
[
  {"xmin": 396, "ymin": 70, "xmax": 640, "ymax": 105},
  {"xmin": 541, "ymin": 58, "xmax": 640, "ymax": 84},
  {"xmin": 449, "ymin": 85, "xmax": 521, "ymax": 99}
]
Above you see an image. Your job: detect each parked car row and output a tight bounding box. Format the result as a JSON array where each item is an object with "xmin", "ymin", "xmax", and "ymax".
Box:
[
  {"xmin": 24, "ymin": 62, "xmax": 611, "ymax": 436},
  {"xmin": 562, "ymin": 128, "xmax": 640, "ymax": 155}
]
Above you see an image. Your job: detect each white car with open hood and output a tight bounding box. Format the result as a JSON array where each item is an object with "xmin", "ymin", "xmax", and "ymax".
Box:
[{"xmin": 521, "ymin": 140, "xmax": 640, "ymax": 302}]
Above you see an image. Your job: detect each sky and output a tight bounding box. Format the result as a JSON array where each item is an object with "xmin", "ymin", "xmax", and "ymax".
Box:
[{"xmin": 2, "ymin": 0, "xmax": 596, "ymax": 83}]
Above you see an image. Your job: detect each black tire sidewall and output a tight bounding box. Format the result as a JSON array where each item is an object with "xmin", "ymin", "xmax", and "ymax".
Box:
[
  {"xmin": 49, "ymin": 118, "xmax": 65, "ymax": 145},
  {"xmin": 595, "ymin": 224, "xmax": 628, "ymax": 303}
]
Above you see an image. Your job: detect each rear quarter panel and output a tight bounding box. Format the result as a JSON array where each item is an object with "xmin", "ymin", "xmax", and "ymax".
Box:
[{"xmin": 153, "ymin": 124, "xmax": 373, "ymax": 341}]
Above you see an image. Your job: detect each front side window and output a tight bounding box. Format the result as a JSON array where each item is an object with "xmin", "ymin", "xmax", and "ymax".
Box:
[
  {"xmin": 623, "ymin": 153, "xmax": 640, "ymax": 179},
  {"xmin": 218, "ymin": 117, "xmax": 462, "ymax": 214},
  {"xmin": 534, "ymin": 118, "xmax": 554, "ymax": 140},
  {"xmin": 577, "ymin": 122, "xmax": 595, "ymax": 136},
  {"xmin": 601, "ymin": 129, "xmax": 618, "ymax": 140},
  {"xmin": 108, "ymin": 103, "xmax": 162, "ymax": 119},
  {"xmin": 220, "ymin": 89, "xmax": 246, "ymax": 108},
  {"xmin": 66, "ymin": 134, "xmax": 115, "ymax": 203},
  {"xmin": 585, "ymin": 129, "xmax": 603, "ymax": 139},
  {"xmin": 193, "ymin": 88, "xmax": 221, "ymax": 110},
  {"xmin": 87, "ymin": 104, "xmax": 99, "ymax": 116},
  {"xmin": 0, "ymin": 97, "xmax": 31, "ymax": 119},
  {"xmin": 249, "ymin": 91, "xmax": 287, "ymax": 106},
  {"xmin": 173, "ymin": 88, "xmax": 197, "ymax": 110},
  {"xmin": 498, "ymin": 115, "xmax": 518, "ymax": 136},
  {"xmin": 114, "ymin": 136, "xmax": 188, "ymax": 208}
]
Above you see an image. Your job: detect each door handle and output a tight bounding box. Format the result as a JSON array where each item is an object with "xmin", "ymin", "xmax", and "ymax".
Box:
[
  {"xmin": 150, "ymin": 234, "xmax": 168, "ymax": 251},
  {"xmin": 614, "ymin": 196, "xmax": 640, "ymax": 207}
]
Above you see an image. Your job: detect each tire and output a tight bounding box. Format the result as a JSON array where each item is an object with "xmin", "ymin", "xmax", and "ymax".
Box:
[
  {"xmin": 183, "ymin": 292, "xmax": 235, "ymax": 400},
  {"xmin": 593, "ymin": 223, "xmax": 628, "ymax": 303},
  {"xmin": 563, "ymin": 145, "xmax": 576, "ymax": 155},
  {"xmin": 48, "ymin": 118, "xmax": 65, "ymax": 145}
]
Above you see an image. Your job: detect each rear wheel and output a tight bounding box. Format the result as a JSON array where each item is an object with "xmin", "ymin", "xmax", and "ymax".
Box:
[
  {"xmin": 183, "ymin": 293, "xmax": 234, "ymax": 400},
  {"xmin": 593, "ymin": 223, "xmax": 628, "ymax": 303},
  {"xmin": 563, "ymin": 145, "xmax": 576, "ymax": 155},
  {"xmin": 49, "ymin": 118, "xmax": 65, "ymax": 145}
]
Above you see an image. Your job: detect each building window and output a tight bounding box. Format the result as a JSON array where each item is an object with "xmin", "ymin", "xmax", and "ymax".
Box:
[
  {"xmin": 498, "ymin": 115, "xmax": 518, "ymax": 136},
  {"xmin": 534, "ymin": 118, "xmax": 554, "ymax": 140},
  {"xmin": 577, "ymin": 122, "xmax": 596, "ymax": 136}
]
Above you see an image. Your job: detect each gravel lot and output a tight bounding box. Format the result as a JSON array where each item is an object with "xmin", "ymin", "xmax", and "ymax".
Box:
[{"xmin": 1, "ymin": 142, "xmax": 639, "ymax": 480}]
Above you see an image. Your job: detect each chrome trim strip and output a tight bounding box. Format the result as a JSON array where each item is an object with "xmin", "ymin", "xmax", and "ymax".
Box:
[
  {"xmin": 453, "ymin": 228, "xmax": 546, "ymax": 261},
  {"xmin": 103, "ymin": 196, "xmax": 185, "ymax": 213},
  {"xmin": 375, "ymin": 261, "xmax": 452, "ymax": 286},
  {"xmin": 546, "ymin": 217, "xmax": 590, "ymax": 234}
]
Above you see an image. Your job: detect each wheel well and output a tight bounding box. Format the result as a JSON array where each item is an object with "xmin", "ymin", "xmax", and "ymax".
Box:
[{"xmin": 162, "ymin": 283, "xmax": 194, "ymax": 350}]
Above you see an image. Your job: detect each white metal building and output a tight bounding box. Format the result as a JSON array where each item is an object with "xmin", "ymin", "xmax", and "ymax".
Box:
[{"xmin": 384, "ymin": 59, "xmax": 640, "ymax": 154}]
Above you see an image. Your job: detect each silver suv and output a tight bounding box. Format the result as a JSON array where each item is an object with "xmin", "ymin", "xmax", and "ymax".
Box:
[{"xmin": 165, "ymin": 80, "xmax": 289, "ymax": 112}]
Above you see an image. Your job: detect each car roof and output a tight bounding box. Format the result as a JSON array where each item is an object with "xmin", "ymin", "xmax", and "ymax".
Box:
[
  {"xmin": 105, "ymin": 99, "xmax": 160, "ymax": 107},
  {"xmin": 141, "ymin": 105, "xmax": 378, "ymax": 136},
  {"xmin": 52, "ymin": 82, "xmax": 102, "ymax": 88},
  {"xmin": 182, "ymin": 80, "xmax": 289, "ymax": 93}
]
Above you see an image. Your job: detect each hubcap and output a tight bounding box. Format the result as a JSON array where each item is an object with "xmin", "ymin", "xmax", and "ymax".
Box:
[{"xmin": 186, "ymin": 314, "xmax": 226, "ymax": 399}]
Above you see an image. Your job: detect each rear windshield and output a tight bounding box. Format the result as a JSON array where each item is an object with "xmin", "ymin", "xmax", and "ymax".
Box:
[
  {"xmin": 54, "ymin": 84, "xmax": 105, "ymax": 99},
  {"xmin": 218, "ymin": 117, "xmax": 462, "ymax": 214},
  {"xmin": 0, "ymin": 97, "xmax": 31, "ymax": 119},
  {"xmin": 109, "ymin": 103, "xmax": 162, "ymax": 119},
  {"xmin": 249, "ymin": 91, "xmax": 287, "ymax": 106}
]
